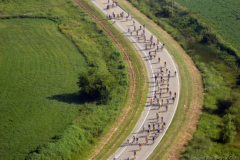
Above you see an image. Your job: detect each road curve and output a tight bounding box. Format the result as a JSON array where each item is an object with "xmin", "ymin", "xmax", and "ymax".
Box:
[{"xmin": 90, "ymin": 1, "xmax": 180, "ymax": 159}]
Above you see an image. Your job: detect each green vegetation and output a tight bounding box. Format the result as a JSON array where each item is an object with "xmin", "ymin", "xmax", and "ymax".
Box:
[
  {"xmin": 127, "ymin": 0, "xmax": 239, "ymax": 68},
  {"xmin": 0, "ymin": 0, "xmax": 130, "ymax": 159},
  {"xmin": 0, "ymin": 18, "xmax": 87, "ymax": 160},
  {"xmin": 221, "ymin": 114, "xmax": 236, "ymax": 143},
  {"xmin": 78, "ymin": 68, "xmax": 117, "ymax": 102},
  {"xmin": 123, "ymin": 0, "xmax": 240, "ymax": 158},
  {"xmin": 183, "ymin": 50, "xmax": 240, "ymax": 158},
  {"xmin": 175, "ymin": 0, "xmax": 240, "ymax": 52}
]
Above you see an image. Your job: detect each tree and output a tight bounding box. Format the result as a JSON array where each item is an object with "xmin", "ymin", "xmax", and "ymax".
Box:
[
  {"xmin": 155, "ymin": 6, "xmax": 172, "ymax": 18},
  {"xmin": 78, "ymin": 68, "xmax": 116, "ymax": 103},
  {"xmin": 216, "ymin": 99, "xmax": 233, "ymax": 115},
  {"xmin": 201, "ymin": 31, "xmax": 218, "ymax": 44},
  {"xmin": 221, "ymin": 113, "xmax": 236, "ymax": 143},
  {"xmin": 228, "ymin": 99, "xmax": 240, "ymax": 132}
]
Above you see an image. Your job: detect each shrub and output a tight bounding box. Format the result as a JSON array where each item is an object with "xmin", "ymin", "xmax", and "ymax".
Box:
[
  {"xmin": 200, "ymin": 31, "xmax": 218, "ymax": 44},
  {"xmin": 26, "ymin": 125, "xmax": 90, "ymax": 160},
  {"xmin": 228, "ymin": 99, "xmax": 240, "ymax": 132},
  {"xmin": 155, "ymin": 6, "xmax": 172, "ymax": 18},
  {"xmin": 181, "ymin": 134, "xmax": 212, "ymax": 159},
  {"xmin": 78, "ymin": 68, "xmax": 116, "ymax": 103},
  {"xmin": 220, "ymin": 113, "xmax": 237, "ymax": 143},
  {"xmin": 216, "ymin": 99, "xmax": 233, "ymax": 115}
]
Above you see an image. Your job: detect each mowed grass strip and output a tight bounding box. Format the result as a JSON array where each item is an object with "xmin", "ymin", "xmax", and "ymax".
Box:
[{"xmin": 0, "ymin": 19, "xmax": 87, "ymax": 160}]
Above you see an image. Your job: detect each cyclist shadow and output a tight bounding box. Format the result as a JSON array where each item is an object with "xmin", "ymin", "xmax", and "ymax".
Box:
[
  {"xmin": 119, "ymin": 143, "xmax": 138, "ymax": 147},
  {"xmin": 119, "ymin": 143, "xmax": 128, "ymax": 147}
]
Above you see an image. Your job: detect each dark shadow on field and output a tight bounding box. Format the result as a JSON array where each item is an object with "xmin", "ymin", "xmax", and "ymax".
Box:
[
  {"xmin": 203, "ymin": 98, "xmax": 233, "ymax": 117},
  {"xmin": 47, "ymin": 93, "xmax": 87, "ymax": 104},
  {"xmin": 236, "ymin": 74, "xmax": 240, "ymax": 86}
]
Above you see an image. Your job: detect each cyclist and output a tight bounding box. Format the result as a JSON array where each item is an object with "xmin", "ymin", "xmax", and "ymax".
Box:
[
  {"xmin": 143, "ymin": 124, "xmax": 145, "ymax": 132},
  {"xmin": 153, "ymin": 136, "xmax": 155, "ymax": 143}
]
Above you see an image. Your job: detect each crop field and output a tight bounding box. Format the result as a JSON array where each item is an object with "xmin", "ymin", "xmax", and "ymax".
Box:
[
  {"xmin": 0, "ymin": 0, "xmax": 129, "ymax": 159},
  {"xmin": 0, "ymin": 19, "xmax": 87, "ymax": 159},
  {"xmin": 175, "ymin": 0, "xmax": 240, "ymax": 52}
]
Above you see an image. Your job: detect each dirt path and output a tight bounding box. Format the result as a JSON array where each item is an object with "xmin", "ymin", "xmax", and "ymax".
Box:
[{"xmin": 73, "ymin": 0, "xmax": 148, "ymax": 159}]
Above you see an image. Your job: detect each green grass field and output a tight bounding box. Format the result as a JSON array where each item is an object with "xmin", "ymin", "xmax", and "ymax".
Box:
[
  {"xmin": 0, "ymin": 0, "xmax": 130, "ymax": 159},
  {"xmin": 0, "ymin": 18, "xmax": 87, "ymax": 159},
  {"xmin": 175, "ymin": 0, "xmax": 240, "ymax": 52}
]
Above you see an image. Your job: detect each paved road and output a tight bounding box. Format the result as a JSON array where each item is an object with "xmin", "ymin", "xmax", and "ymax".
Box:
[{"xmin": 90, "ymin": 1, "xmax": 180, "ymax": 159}]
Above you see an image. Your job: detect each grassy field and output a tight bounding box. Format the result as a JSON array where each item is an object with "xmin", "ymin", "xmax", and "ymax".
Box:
[
  {"xmin": 175, "ymin": 0, "xmax": 240, "ymax": 52},
  {"xmin": 0, "ymin": 18, "xmax": 87, "ymax": 159},
  {"xmin": 0, "ymin": 0, "xmax": 133, "ymax": 159}
]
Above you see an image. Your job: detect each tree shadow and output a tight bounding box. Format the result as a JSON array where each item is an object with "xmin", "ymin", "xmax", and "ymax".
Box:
[
  {"xmin": 203, "ymin": 99, "xmax": 233, "ymax": 116},
  {"xmin": 47, "ymin": 93, "xmax": 88, "ymax": 104},
  {"xmin": 236, "ymin": 74, "xmax": 240, "ymax": 86}
]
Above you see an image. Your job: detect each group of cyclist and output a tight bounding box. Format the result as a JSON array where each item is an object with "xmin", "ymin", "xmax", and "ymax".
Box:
[
  {"xmin": 121, "ymin": 24, "xmax": 177, "ymax": 158},
  {"xmin": 105, "ymin": 1, "xmax": 179, "ymax": 159},
  {"xmin": 107, "ymin": 0, "xmax": 118, "ymax": 9}
]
